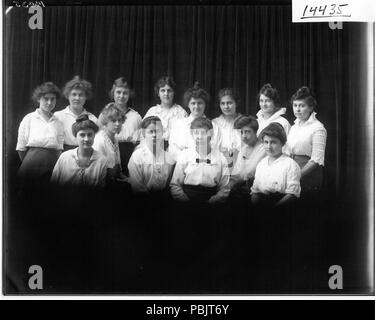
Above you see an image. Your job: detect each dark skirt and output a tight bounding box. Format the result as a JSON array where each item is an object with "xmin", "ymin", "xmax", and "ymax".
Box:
[
  {"xmin": 18, "ymin": 147, "xmax": 60, "ymax": 184},
  {"xmin": 63, "ymin": 144, "xmax": 77, "ymax": 152},
  {"xmin": 118, "ymin": 141, "xmax": 136, "ymax": 176},
  {"xmin": 291, "ymin": 155, "xmax": 323, "ymax": 193},
  {"xmin": 182, "ymin": 184, "xmax": 217, "ymax": 203}
]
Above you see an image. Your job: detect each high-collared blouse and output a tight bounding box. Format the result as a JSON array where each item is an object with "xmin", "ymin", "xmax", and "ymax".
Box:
[
  {"xmin": 284, "ymin": 112, "xmax": 327, "ymax": 166},
  {"xmin": 16, "ymin": 109, "xmax": 64, "ymax": 151},
  {"xmin": 256, "ymin": 107, "xmax": 291, "ymax": 136}
]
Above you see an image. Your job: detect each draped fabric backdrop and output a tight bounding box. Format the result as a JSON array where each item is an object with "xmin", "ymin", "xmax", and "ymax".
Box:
[{"xmin": 4, "ymin": 3, "xmax": 371, "ymax": 292}]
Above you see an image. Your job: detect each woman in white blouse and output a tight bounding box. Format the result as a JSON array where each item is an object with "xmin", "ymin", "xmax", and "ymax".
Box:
[
  {"xmin": 16, "ymin": 82, "xmax": 64, "ymax": 184},
  {"xmin": 251, "ymin": 123, "xmax": 301, "ymax": 208},
  {"xmin": 51, "ymin": 114, "xmax": 107, "ymax": 188},
  {"xmin": 285, "ymin": 86, "xmax": 327, "ymax": 193},
  {"xmin": 107, "ymin": 77, "xmax": 142, "ymax": 175},
  {"xmin": 128, "ymin": 116, "xmax": 175, "ymax": 195},
  {"xmin": 143, "ymin": 76, "xmax": 187, "ymax": 145},
  {"xmin": 256, "ymin": 83, "xmax": 290, "ymax": 136}
]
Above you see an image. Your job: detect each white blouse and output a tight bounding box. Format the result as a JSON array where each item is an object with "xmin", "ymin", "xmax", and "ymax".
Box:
[
  {"xmin": 128, "ymin": 143, "xmax": 176, "ymax": 193},
  {"xmin": 251, "ymin": 154, "xmax": 301, "ymax": 197},
  {"xmin": 169, "ymin": 115, "xmax": 222, "ymax": 159},
  {"xmin": 212, "ymin": 114, "xmax": 242, "ymax": 151},
  {"xmin": 16, "ymin": 109, "xmax": 64, "ymax": 151},
  {"xmin": 231, "ymin": 141, "xmax": 266, "ymax": 181},
  {"xmin": 256, "ymin": 107, "xmax": 291, "ymax": 136},
  {"xmin": 114, "ymin": 107, "xmax": 142, "ymax": 144},
  {"xmin": 143, "ymin": 104, "xmax": 187, "ymax": 141},
  {"xmin": 285, "ymin": 112, "xmax": 327, "ymax": 166},
  {"xmin": 92, "ymin": 130, "xmax": 121, "ymax": 169},
  {"xmin": 50, "ymin": 148, "xmax": 108, "ymax": 188},
  {"xmin": 54, "ymin": 106, "xmax": 98, "ymax": 146},
  {"xmin": 170, "ymin": 147, "xmax": 230, "ymax": 203}
]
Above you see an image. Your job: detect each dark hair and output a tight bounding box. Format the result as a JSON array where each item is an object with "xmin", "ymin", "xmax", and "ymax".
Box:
[
  {"xmin": 183, "ymin": 82, "xmax": 210, "ymax": 109},
  {"xmin": 256, "ymin": 83, "xmax": 281, "ymax": 109},
  {"xmin": 109, "ymin": 77, "xmax": 135, "ymax": 103},
  {"xmin": 98, "ymin": 103, "xmax": 126, "ymax": 127},
  {"xmin": 234, "ymin": 115, "xmax": 258, "ymax": 133},
  {"xmin": 141, "ymin": 116, "xmax": 162, "ymax": 130},
  {"xmin": 63, "ymin": 75, "xmax": 93, "ymax": 100},
  {"xmin": 259, "ymin": 122, "xmax": 287, "ymax": 145},
  {"xmin": 218, "ymin": 88, "xmax": 241, "ymax": 108},
  {"xmin": 32, "ymin": 82, "xmax": 61, "ymax": 103},
  {"xmin": 190, "ymin": 117, "xmax": 213, "ymax": 131},
  {"xmin": 71, "ymin": 114, "xmax": 99, "ymax": 137},
  {"xmin": 154, "ymin": 76, "xmax": 177, "ymax": 98},
  {"xmin": 290, "ymin": 86, "xmax": 317, "ymax": 109}
]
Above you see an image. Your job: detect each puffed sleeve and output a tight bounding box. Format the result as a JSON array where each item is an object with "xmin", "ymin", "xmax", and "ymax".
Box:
[
  {"xmin": 284, "ymin": 160, "xmax": 301, "ymax": 197},
  {"xmin": 250, "ymin": 161, "xmax": 264, "ymax": 194},
  {"xmin": 208, "ymin": 155, "xmax": 230, "ymax": 204},
  {"xmin": 50, "ymin": 154, "xmax": 65, "ymax": 184},
  {"xmin": 310, "ymin": 127, "xmax": 327, "ymax": 166},
  {"xmin": 16, "ymin": 115, "xmax": 30, "ymax": 151}
]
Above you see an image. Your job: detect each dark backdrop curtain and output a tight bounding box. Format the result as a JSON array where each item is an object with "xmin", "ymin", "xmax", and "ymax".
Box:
[{"xmin": 4, "ymin": 5, "xmax": 367, "ymax": 204}]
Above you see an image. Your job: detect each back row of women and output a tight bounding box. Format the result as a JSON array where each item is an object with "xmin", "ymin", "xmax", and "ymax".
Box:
[{"xmin": 16, "ymin": 75, "xmax": 327, "ymax": 207}]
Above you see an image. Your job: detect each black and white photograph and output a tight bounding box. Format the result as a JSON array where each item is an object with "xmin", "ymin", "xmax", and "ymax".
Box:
[{"xmin": 2, "ymin": 0, "xmax": 374, "ymax": 295}]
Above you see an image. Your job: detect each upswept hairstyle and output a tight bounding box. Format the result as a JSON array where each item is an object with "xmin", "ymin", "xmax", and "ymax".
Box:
[
  {"xmin": 233, "ymin": 115, "xmax": 259, "ymax": 133},
  {"xmin": 290, "ymin": 86, "xmax": 317, "ymax": 109},
  {"xmin": 259, "ymin": 122, "xmax": 287, "ymax": 146},
  {"xmin": 98, "ymin": 103, "xmax": 125, "ymax": 127},
  {"xmin": 71, "ymin": 114, "xmax": 99, "ymax": 137},
  {"xmin": 190, "ymin": 117, "xmax": 213, "ymax": 131},
  {"xmin": 109, "ymin": 77, "xmax": 135, "ymax": 103},
  {"xmin": 183, "ymin": 82, "xmax": 210, "ymax": 109},
  {"xmin": 154, "ymin": 76, "xmax": 177, "ymax": 98},
  {"xmin": 218, "ymin": 88, "xmax": 241, "ymax": 107},
  {"xmin": 32, "ymin": 82, "xmax": 61, "ymax": 103},
  {"xmin": 63, "ymin": 75, "xmax": 93, "ymax": 100},
  {"xmin": 256, "ymin": 83, "xmax": 281, "ymax": 109}
]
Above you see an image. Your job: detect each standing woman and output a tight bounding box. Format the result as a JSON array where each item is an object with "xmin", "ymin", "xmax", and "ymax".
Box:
[
  {"xmin": 143, "ymin": 76, "xmax": 187, "ymax": 144},
  {"xmin": 256, "ymin": 83, "xmax": 290, "ymax": 136},
  {"xmin": 16, "ymin": 82, "xmax": 64, "ymax": 184},
  {"xmin": 285, "ymin": 86, "xmax": 327, "ymax": 194},
  {"xmin": 108, "ymin": 77, "xmax": 142, "ymax": 175},
  {"xmin": 212, "ymin": 88, "xmax": 242, "ymax": 168},
  {"xmin": 54, "ymin": 75, "xmax": 98, "ymax": 151}
]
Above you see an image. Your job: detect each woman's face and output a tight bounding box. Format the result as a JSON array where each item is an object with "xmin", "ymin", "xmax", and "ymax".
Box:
[
  {"xmin": 220, "ymin": 95, "xmax": 237, "ymax": 117},
  {"xmin": 293, "ymin": 99, "xmax": 313, "ymax": 121},
  {"xmin": 143, "ymin": 122, "xmax": 163, "ymax": 146},
  {"xmin": 39, "ymin": 93, "xmax": 57, "ymax": 113},
  {"xmin": 114, "ymin": 87, "xmax": 130, "ymax": 107},
  {"xmin": 240, "ymin": 125, "xmax": 257, "ymax": 146},
  {"xmin": 191, "ymin": 128, "xmax": 212, "ymax": 149},
  {"xmin": 158, "ymin": 85, "xmax": 174, "ymax": 106},
  {"xmin": 76, "ymin": 128, "xmax": 95, "ymax": 151},
  {"xmin": 259, "ymin": 94, "xmax": 276, "ymax": 116},
  {"xmin": 69, "ymin": 89, "xmax": 86, "ymax": 111},
  {"xmin": 104, "ymin": 117, "xmax": 123, "ymax": 135},
  {"xmin": 188, "ymin": 97, "xmax": 206, "ymax": 118},
  {"xmin": 262, "ymin": 135, "xmax": 283, "ymax": 158}
]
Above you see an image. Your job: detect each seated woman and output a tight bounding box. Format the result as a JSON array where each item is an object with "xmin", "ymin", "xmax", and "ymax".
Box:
[
  {"xmin": 143, "ymin": 76, "xmax": 187, "ymax": 145},
  {"xmin": 285, "ymin": 86, "xmax": 327, "ymax": 195},
  {"xmin": 54, "ymin": 75, "xmax": 98, "ymax": 151},
  {"xmin": 230, "ymin": 115, "xmax": 266, "ymax": 195},
  {"xmin": 256, "ymin": 83, "xmax": 290, "ymax": 136},
  {"xmin": 128, "ymin": 116, "xmax": 175, "ymax": 196},
  {"xmin": 16, "ymin": 82, "xmax": 64, "ymax": 185},
  {"xmin": 212, "ymin": 88, "xmax": 242, "ymax": 171},
  {"xmin": 108, "ymin": 77, "xmax": 142, "ymax": 175},
  {"xmin": 251, "ymin": 123, "xmax": 301, "ymax": 208},
  {"xmin": 93, "ymin": 103, "xmax": 127, "ymax": 183},
  {"xmin": 169, "ymin": 82, "xmax": 222, "ymax": 160},
  {"xmin": 170, "ymin": 117, "xmax": 230, "ymax": 204},
  {"xmin": 50, "ymin": 114, "xmax": 107, "ymax": 188}
]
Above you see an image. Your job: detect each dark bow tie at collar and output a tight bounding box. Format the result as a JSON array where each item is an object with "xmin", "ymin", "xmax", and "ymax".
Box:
[{"xmin": 196, "ymin": 158, "xmax": 211, "ymax": 164}]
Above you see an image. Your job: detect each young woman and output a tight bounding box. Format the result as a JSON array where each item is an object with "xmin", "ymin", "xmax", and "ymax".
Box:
[
  {"xmin": 16, "ymin": 82, "xmax": 64, "ymax": 184},
  {"xmin": 93, "ymin": 103, "xmax": 127, "ymax": 182},
  {"xmin": 256, "ymin": 83, "xmax": 290, "ymax": 136},
  {"xmin": 128, "ymin": 116, "xmax": 175, "ymax": 195},
  {"xmin": 50, "ymin": 114, "xmax": 107, "ymax": 188},
  {"xmin": 170, "ymin": 117, "xmax": 230, "ymax": 204},
  {"xmin": 169, "ymin": 82, "xmax": 222, "ymax": 159},
  {"xmin": 251, "ymin": 123, "xmax": 301, "ymax": 208},
  {"xmin": 285, "ymin": 86, "xmax": 327, "ymax": 194},
  {"xmin": 54, "ymin": 75, "xmax": 98, "ymax": 151},
  {"xmin": 212, "ymin": 88, "xmax": 242, "ymax": 169},
  {"xmin": 108, "ymin": 77, "xmax": 142, "ymax": 174},
  {"xmin": 143, "ymin": 76, "xmax": 187, "ymax": 144}
]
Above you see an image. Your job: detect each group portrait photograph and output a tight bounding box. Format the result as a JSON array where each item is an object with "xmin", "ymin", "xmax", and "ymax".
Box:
[{"xmin": 3, "ymin": 0, "xmax": 373, "ymax": 295}]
